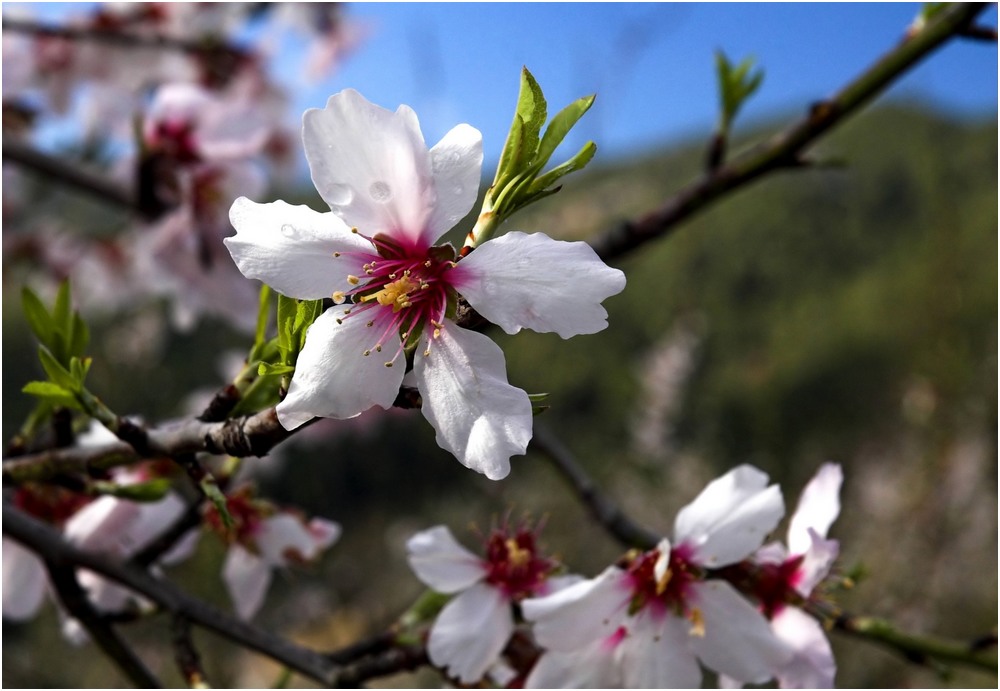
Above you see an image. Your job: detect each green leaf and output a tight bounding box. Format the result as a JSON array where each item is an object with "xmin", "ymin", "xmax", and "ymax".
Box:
[
  {"xmin": 514, "ymin": 67, "xmax": 547, "ymax": 166},
  {"xmin": 534, "ymin": 94, "xmax": 596, "ymax": 173},
  {"xmin": 92, "ymin": 478, "xmax": 173, "ymax": 502},
  {"xmin": 68, "ymin": 312, "xmax": 90, "ymax": 358},
  {"xmin": 22, "ymin": 381, "xmax": 81, "ymax": 410},
  {"xmin": 494, "ymin": 114, "xmax": 525, "ymax": 191},
  {"xmin": 258, "ymin": 362, "xmax": 295, "ymax": 377},
  {"xmin": 21, "ymin": 287, "xmax": 54, "ymax": 346},
  {"xmin": 53, "ymin": 280, "xmax": 72, "ymax": 334},
  {"xmin": 38, "ymin": 346, "xmax": 78, "ymax": 391},
  {"xmin": 276, "ymin": 294, "xmax": 298, "ymax": 357},
  {"xmin": 252, "ymin": 284, "xmax": 273, "ymax": 357},
  {"xmin": 530, "ymin": 140, "xmax": 598, "ymax": 195},
  {"xmin": 716, "ymin": 51, "xmax": 764, "ymax": 131}
]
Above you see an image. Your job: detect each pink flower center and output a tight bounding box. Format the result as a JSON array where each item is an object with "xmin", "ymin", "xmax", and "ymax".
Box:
[
  {"xmin": 14, "ymin": 484, "xmax": 90, "ymax": 526},
  {"xmin": 332, "ymin": 232, "xmax": 461, "ymax": 367},
  {"xmin": 150, "ymin": 120, "xmax": 201, "ymax": 163},
  {"xmin": 204, "ymin": 490, "xmax": 265, "ymax": 545},
  {"xmin": 752, "ymin": 554, "xmax": 805, "ymax": 618},
  {"xmin": 626, "ymin": 543, "xmax": 700, "ymax": 621},
  {"xmin": 483, "ymin": 529, "xmax": 553, "ymax": 599}
]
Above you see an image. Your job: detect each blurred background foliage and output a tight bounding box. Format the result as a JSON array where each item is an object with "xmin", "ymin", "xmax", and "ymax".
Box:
[{"xmin": 3, "ymin": 103, "xmax": 997, "ymax": 687}]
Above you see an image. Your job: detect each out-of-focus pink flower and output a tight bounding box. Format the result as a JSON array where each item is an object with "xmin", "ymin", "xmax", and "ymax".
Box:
[{"xmin": 206, "ymin": 490, "xmax": 341, "ymax": 620}]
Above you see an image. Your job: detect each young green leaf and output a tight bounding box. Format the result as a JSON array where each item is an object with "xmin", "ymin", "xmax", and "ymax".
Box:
[
  {"xmin": 21, "ymin": 287, "xmax": 54, "ymax": 346},
  {"xmin": 534, "ymin": 94, "xmax": 596, "ymax": 173},
  {"xmin": 22, "ymin": 381, "xmax": 81, "ymax": 410},
  {"xmin": 38, "ymin": 346, "xmax": 79, "ymax": 391}
]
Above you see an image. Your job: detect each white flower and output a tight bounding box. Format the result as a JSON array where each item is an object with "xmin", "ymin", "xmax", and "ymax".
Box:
[
  {"xmin": 209, "ymin": 492, "xmax": 341, "ymax": 620},
  {"xmin": 3, "ymin": 468, "xmax": 196, "ymax": 634},
  {"xmin": 732, "ymin": 463, "xmax": 843, "ymax": 689},
  {"xmin": 406, "ymin": 524, "xmax": 561, "ymax": 684},
  {"xmin": 522, "ymin": 465, "xmax": 793, "ymax": 688},
  {"xmin": 225, "ymin": 89, "xmax": 626, "ymax": 479}
]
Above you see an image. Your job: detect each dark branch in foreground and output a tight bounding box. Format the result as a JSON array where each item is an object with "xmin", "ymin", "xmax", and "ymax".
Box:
[
  {"xmin": 590, "ymin": 3, "xmax": 990, "ymax": 262},
  {"xmin": 4, "ymin": 502, "xmax": 339, "ymax": 685},
  {"xmin": 45, "ymin": 561, "xmax": 162, "ymax": 688}
]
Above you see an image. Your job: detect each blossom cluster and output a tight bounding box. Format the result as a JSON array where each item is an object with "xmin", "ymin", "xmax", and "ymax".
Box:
[
  {"xmin": 3, "ymin": 3, "xmax": 359, "ymax": 334},
  {"xmin": 406, "ymin": 463, "xmax": 844, "ymax": 688}
]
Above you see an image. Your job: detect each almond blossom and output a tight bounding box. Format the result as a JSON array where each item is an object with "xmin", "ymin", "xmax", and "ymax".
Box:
[
  {"xmin": 3, "ymin": 469, "xmax": 195, "ymax": 630},
  {"xmin": 731, "ymin": 462, "xmax": 843, "ymax": 688},
  {"xmin": 521, "ymin": 465, "xmax": 793, "ymax": 688},
  {"xmin": 406, "ymin": 523, "xmax": 566, "ymax": 684},
  {"xmin": 204, "ymin": 489, "xmax": 341, "ymax": 620},
  {"xmin": 225, "ymin": 89, "xmax": 626, "ymax": 479}
]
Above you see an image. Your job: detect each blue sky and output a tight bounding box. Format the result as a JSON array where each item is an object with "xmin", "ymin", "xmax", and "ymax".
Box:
[
  {"xmin": 12, "ymin": 3, "xmax": 999, "ymax": 170},
  {"xmin": 302, "ymin": 3, "xmax": 998, "ymax": 166}
]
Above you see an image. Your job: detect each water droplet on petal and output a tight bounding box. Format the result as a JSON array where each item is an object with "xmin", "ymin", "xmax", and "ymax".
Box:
[
  {"xmin": 280, "ymin": 224, "xmax": 296, "ymax": 238},
  {"xmin": 369, "ymin": 181, "xmax": 392, "ymax": 203},
  {"xmin": 326, "ymin": 183, "xmax": 353, "ymax": 205}
]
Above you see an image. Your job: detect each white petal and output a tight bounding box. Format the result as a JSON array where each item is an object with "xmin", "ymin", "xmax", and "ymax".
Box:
[
  {"xmin": 674, "ymin": 464, "xmax": 784, "ymax": 567},
  {"xmin": 787, "ymin": 463, "xmax": 843, "ymax": 555},
  {"xmin": 690, "ymin": 580, "xmax": 793, "ymax": 684},
  {"xmin": 406, "ymin": 526, "xmax": 486, "ymax": 593},
  {"xmin": 526, "ymin": 643, "xmax": 623, "ymax": 688},
  {"xmin": 620, "ymin": 614, "xmax": 702, "ymax": 689},
  {"xmin": 427, "ymin": 123, "xmax": 483, "ymax": 238},
  {"xmin": 522, "ymin": 566, "xmax": 629, "ymax": 652},
  {"xmin": 223, "ymin": 545, "xmax": 271, "ymax": 620},
  {"xmin": 456, "ymin": 231, "xmax": 626, "ymax": 338},
  {"xmin": 118, "ymin": 492, "xmax": 187, "ymax": 558},
  {"xmin": 414, "ymin": 324, "xmax": 532, "ymax": 480},
  {"xmin": 226, "ymin": 197, "xmax": 370, "ymax": 300},
  {"xmin": 303, "ymin": 89, "xmax": 437, "ymax": 247},
  {"xmin": 64, "ymin": 496, "xmax": 142, "ymax": 553},
  {"xmin": 256, "ymin": 514, "xmax": 340, "ymax": 566},
  {"xmin": 2, "ymin": 537, "xmax": 48, "ymax": 621},
  {"xmin": 428, "ymin": 583, "xmax": 513, "ymax": 684},
  {"xmin": 771, "ymin": 606, "xmax": 837, "ymax": 688},
  {"xmin": 276, "ymin": 306, "xmax": 404, "ymax": 429},
  {"xmin": 795, "ymin": 532, "xmax": 840, "ymax": 597}
]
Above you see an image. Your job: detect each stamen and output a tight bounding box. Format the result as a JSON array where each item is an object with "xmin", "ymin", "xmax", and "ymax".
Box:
[
  {"xmin": 688, "ymin": 608, "xmax": 706, "ymax": 637},
  {"xmin": 332, "ymin": 291, "xmax": 347, "ymax": 304},
  {"xmin": 348, "ymin": 275, "xmax": 360, "ymax": 285},
  {"xmin": 333, "ymin": 251, "xmax": 341, "ymax": 257}
]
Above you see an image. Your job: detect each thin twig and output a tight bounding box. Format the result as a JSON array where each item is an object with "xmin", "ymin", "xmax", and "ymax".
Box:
[
  {"xmin": 590, "ymin": 2, "xmax": 990, "ymax": 262},
  {"xmin": 45, "ymin": 560, "xmax": 162, "ymax": 688},
  {"xmin": 330, "ymin": 644, "xmax": 428, "ymax": 689},
  {"xmin": 830, "ymin": 610, "xmax": 998, "ymax": 674},
  {"xmin": 172, "ymin": 615, "xmax": 210, "ymax": 689},
  {"xmin": 529, "ymin": 424, "xmax": 659, "ymax": 550}
]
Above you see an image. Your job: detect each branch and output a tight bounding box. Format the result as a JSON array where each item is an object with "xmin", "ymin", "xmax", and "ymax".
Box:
[
  {"xmin": 831, "ymin": 610, "xmax": 998, "ymax": 675},
  {"xmin": 1, "ymin": 16, "xmax": 251, "ymax": 63},
  {"xmin": 529, "ymin": 424, "xmax": 660, "ymax": 550},
  {"xmin": 590, "ymin": 2, "xmax": 990, "ymax": 262},
  {"xmin": 45, "ymin": 560, "xmax": 162, "ymax": 688},
  {"xmin": 171, "ymin": 615, "xmax": 209, "ymax": 689},
  {"xmin": 329, "ymin": 644, "xmax": 428, "ymax": 689},
  {"xmin": 3, "ymin": 137, "xmax": 137, "ymax": 211},
  {"xmin": 4, "ymin": 502, "xmax": 339, "ymax": 685}
]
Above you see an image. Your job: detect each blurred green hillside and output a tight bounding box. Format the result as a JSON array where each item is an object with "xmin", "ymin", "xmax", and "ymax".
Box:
[{"xmin": 3, "ymin": 104, "xmax": 997, "ymax": 687}]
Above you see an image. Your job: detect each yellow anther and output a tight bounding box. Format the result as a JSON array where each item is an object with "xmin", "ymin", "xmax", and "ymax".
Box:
[
  {"xmin": 688, "ymin": 608, "xmax": 706, "ymax": 638},
  {"xmin": 363, "ymin": 349, "xmax": 371, "ymax": 356},
  {"xmin": 505, "ymin": 539, "xmax": 532, "ymax": 569},
  {"xmin": 655, "ymin": 567, "xmax": 673, "ymax": 596},
  {"xmin": 332, "ymin": 291, "xmax": 347, "ymax": 304},
  {"xmin": 384, "ymin": 361, "xmax": 393, "ymax": 368},
  {"xmin": 363, "ymin": 276, "xmax": 417, "ymax": 313},
  {"xmin": 333, "ymin": 251, "xmax": 341, "ymax": 257},
  {"xmin": 348, "ymin": 275, "xmax": 360, "ymax": 285}
]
